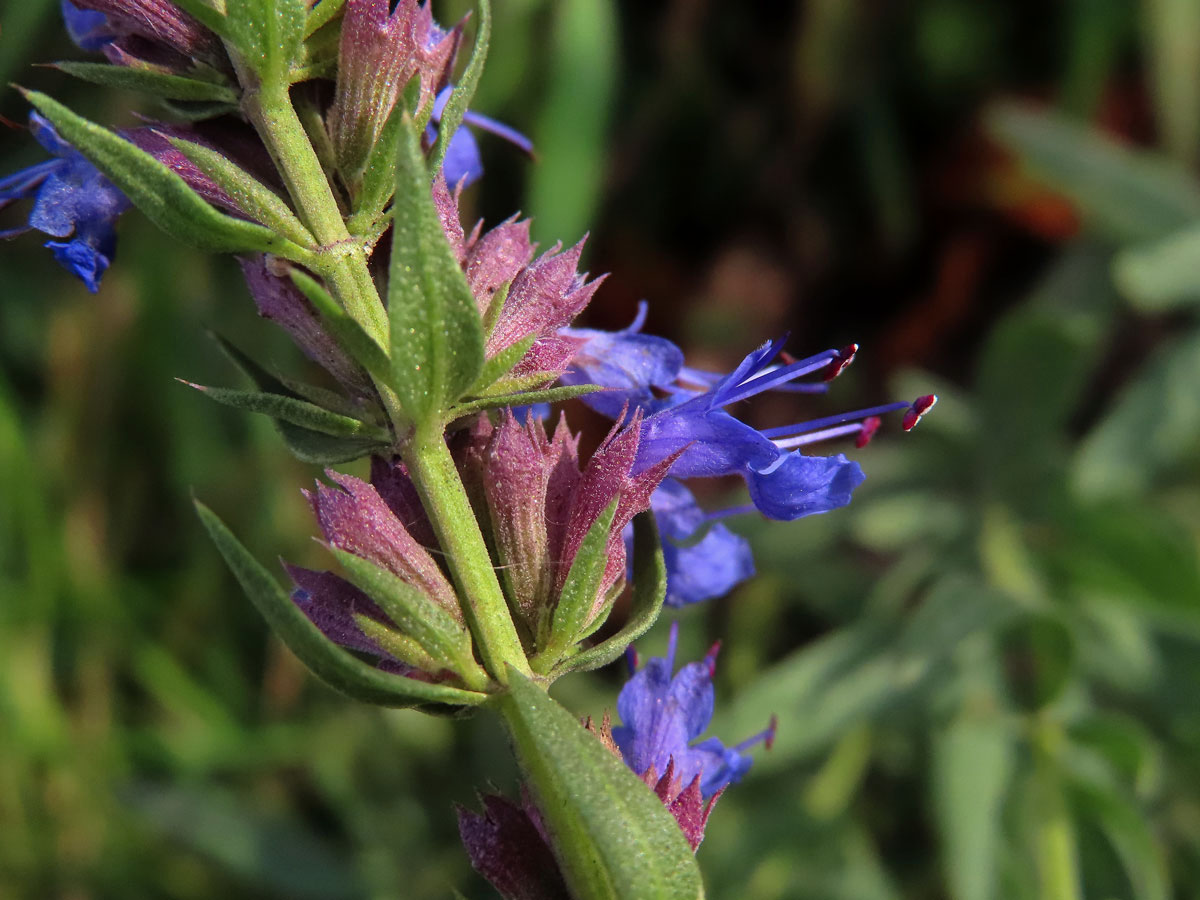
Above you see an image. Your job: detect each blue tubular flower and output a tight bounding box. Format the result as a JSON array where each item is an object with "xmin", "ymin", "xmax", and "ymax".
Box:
[
  {"xmin": 564, "ymin": 316, "xmax": 937, "ymax": 522},
  {"xmin": 430, "ymin": 87, "xmax": 534, "ymax": 188},
  {"xmin": 560, "ymin": 302, "xmax": 687, "ymax": 418},
  {"xmin": 626, "ymin": 479, "xmax": 755, "ymax": 607},
  {"xmin": 613, "ymin": 623, "xmax": 775, "ymax": 798},
  {"xmin": 0, "ymin": 114, "xmax": 130, "ymax": 292}
]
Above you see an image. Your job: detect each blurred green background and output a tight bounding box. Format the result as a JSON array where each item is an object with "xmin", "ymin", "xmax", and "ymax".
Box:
[{"xmin": 4, "ymin": 0, "xmax": 1200, "ymax": 897}]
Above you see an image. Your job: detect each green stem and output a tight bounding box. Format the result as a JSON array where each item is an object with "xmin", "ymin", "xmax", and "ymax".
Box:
[
  {"xmin": 240, "ymin": 79, "xmax": 389, "ymax": 346},
  {"xmin": 1033, "ymin": 721, "xmax": 1081, "ymax": 900},
  {"xmin": 235, "ymin": 70, "xmax": 405, "ymax": 428},
  {"xmin": 403, "ymin": 426, "xmax": 531, "ymax": 682}
]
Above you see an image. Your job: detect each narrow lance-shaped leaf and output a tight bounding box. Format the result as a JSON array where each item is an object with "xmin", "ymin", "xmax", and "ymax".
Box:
[
  {"xmin": 453, "ymin": 384, "xmax": 601, "ymax": 418},
  {"xmin": 497, "ymin": 667, "xmax": 705, "ymax": 900},
  {"xmin": 331, "ymin": 548, "xmax": 488, "ymax": 690},
  {"xmin": 211, "ymin": 333, "xmax": 391, "ymax": 464},
  {"xmin": 23, "ymin": 91, "xmax": 314, "ymax": 262},
  {"xmin": 195, "ymin": 501, "xmax": 488, "ymax": 708},
  {"xmin": 984, "ymin": 100, "xmax": 1200, "ymax": 244},
  {"xmin": 536, "ymin": 497, "xmax": 618, "ymax": 666},
  {"xmin": 168, "ymin": 136, "xmax": 315, "ymax": 246},
  {"xmin": 55, "ymin": 61, "xmax": 238, "ymax": 103},
  {"xmin": 349, "ymin": 103, "xmax": 405, "ymax": 232},
  {"xmin": 551, "ymin": 511, "xmax": 666, "ymax": 677},
  {"xmin": 181, "ymin": 381, "xmax": 390, "ymax": 440},
  {"xmin": 468, "ymin": 334, "xmax": 537, "ymax": 396},
  {"xmin": 388, "ymin": 115, "xmax": 485, "ymax": 423},
  {"xmin": 430, "ymin": 0, "xmax": 490, "ymax": 176},
  {"xmin": 480, "ymin": 367, "xmax": 566, "ymax": 398}
]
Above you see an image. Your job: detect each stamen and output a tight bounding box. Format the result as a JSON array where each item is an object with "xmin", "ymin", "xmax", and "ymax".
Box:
[
  {"xmin": 759, "ymin": 401, "xmax": 909, "ymax": 440},
  {"xmin": 772, "ymin": 422, "xmax": 865, "ymax": 450},
  {"xmin": 733, "ymin": 714, "xmax": 778, "ymax": 753},
  {"xmin": 856, "ymin": 416, "xmax": 882, "ymax": 449},
  {"xmin": 460, "ymin": 110, "xmax": 536, "ymax": 156},
  {"xmin": 822, "ymin": 343, "xmax": 859, "ymax": 382},
  {"xmin": 902, "ymin": 394, "xmax": 938, "ymax": 431},
  {"xmin": 719, "ymin": 348, "xmax": 840, "ymax": 406}
]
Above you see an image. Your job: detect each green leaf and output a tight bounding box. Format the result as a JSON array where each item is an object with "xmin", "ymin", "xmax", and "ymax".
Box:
[
  {"xmin": 225, "ymin": 0, "xmax": 307, "ymax": 86},
  {"xmin": 713, "ymin": 576, "xmax": 1014, "ymax": 772},
  {"xmin": 467, "ymin": 335, "xmax": 537, "ymax": 396},
  {"xmin": 932, "ymin": 714, "xmax": 1016, "ymax": 900},
  {"xmin": 496, "ymin": 668, "xmax": 705, "ymax": 900},
  {"xmin": 453, "ymin": 384, "xmax": 601, "ymax": 418},
  {"xmin": 984, "ymin": 100, "xmax": 1200, "ymax": 244},
  {"xmin": 1068, "ymin": 777, "xmax": 1168, "ymax": 900},
  {"xmin": 272, "ymin": 426, "xmax": 389, "ymax": 464},
  {"xmin": 533, "ymin": 498, "xmax": 618, "ymax": 669},
  {"xmin": 304, "ymin": 0, "xmax": 345, "ymax": 38},
  {"xmin": 974, "ymin": 305, "xmax": 1100, "ymax": 513},
  {"xmin": 330, "ymin": 548, "xmax": 487, "ymax": 690},
  {"xmin": 1073, "ymin": 329, "xmax": 1200, "ymax": 500},
  {"xmin": 54, "ymin": 61, "xmax": 238, "ymax": 103},
  {"xmin": 24, "ymin": 91, "xmax": 313, "ymax": 262},
  {"xmin": 195, "ymin": 501, "xmax": 487, "ymax": 709},
  {"xmin": 388, "ymin": 115, "xmax": 485, "ymax": 423},
  {"xmin": 288, "ymin": 270, "xmax": 392, "ymax": 380},
  {"xmin": 430, "ymin": 0, "xmax": 490, "ymax": 176},
  {"xmin": 167, "ymin": 137, "xmax": 314, "ymax": 246},
  {"xmin": 183, "ymin": 382, "xmax": 390, "ymax": 441},
  {"xmin": 211, "ymin": 334, "xmax": 390, "ymax": 464},
  {"xmin": 550, "ymin": 511, "xmax": 666, "ymax": 678},
  {"xmin": 1114, "ymin": 221, "xmax": 1200, "ymax": 310},
  {"xmin": 349, "ymin": 104, "xmax": 404, "ymax": 232}
]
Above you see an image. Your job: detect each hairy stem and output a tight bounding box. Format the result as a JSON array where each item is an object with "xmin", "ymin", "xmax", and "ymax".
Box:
[
  {"xmin": 241, "ymin": 79, "xmax": 389, "ymax": 347},
  {"xmin": 403, "ymin": 426, "xmax": 531, "ymax": 682}
]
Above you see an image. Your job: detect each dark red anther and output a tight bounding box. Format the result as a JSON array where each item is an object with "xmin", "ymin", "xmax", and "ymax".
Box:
[
  {"xmin": 855, "ymin": 416, "xmax": 883, "ymax": 449},
  {"xmin": 823, "ymin": 343, "xmax": 859, "ymax": 382},
  {"xmin": 765, "ymin": 714, "xmax": 778, "ymax": 751},
  {"xmin": 902, "ymin": 394, "xmax": 937, "ymax": 431},
  {"xmin": 779, "ymin": 350, "xmax": 798, "ymax": 365}
]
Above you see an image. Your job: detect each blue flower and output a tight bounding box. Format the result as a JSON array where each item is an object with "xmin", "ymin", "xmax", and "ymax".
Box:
[
  {"xmin": 560, "ymin": 303, "xmax": 687, "ymax": 418},
  {"xmin": 626, "ymin": 479, "xmax": 755, "ymax": 607},
  {"xmin": 564, "ymin": 312, "xmax": 936, "ymax": 522},
  {"xmin": 612, "ymin": 622, "xmax": 774, "ymax": 798},
  {"xmin": 430, "ymin": 87, "xmax": 534, "ymax": 188},
  {"xmin": 0, "ymin": 114, "xmax": 130, "ymax": 292},
  {"xmin": 61, "ymin": 0, "xmax": 116, "ymax": 51}
]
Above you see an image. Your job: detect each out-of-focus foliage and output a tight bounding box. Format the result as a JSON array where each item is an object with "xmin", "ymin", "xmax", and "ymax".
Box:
[{"xmin": 4, "ymin": 0, "xmax": 1200, "ymax": 898}]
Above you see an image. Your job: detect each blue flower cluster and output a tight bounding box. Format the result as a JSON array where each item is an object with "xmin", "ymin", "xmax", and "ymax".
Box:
[
  {"xmin": 564, "ymin": 303, "xmax": 935, "ymax": 608},
  {"xmin": 613, "ymin": 622, "xmax": 775, "ymax": 798}
]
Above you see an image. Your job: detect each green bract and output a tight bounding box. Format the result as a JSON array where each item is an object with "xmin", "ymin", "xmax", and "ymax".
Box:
[{"xmin": 387, "ymin": 114, "xmax": 485, "ymax": 425}]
